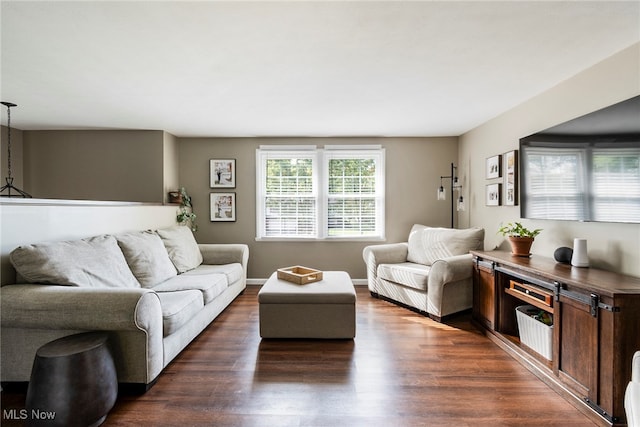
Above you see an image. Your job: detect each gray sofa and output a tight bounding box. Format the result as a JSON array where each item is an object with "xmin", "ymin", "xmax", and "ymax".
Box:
[
  {"xmin": 0, "ymin": 225, "xmax": 249, "ymax": 391},
  {"xmin": 363, "ymin": 224, "xmax": 484, "ymax": 321}
]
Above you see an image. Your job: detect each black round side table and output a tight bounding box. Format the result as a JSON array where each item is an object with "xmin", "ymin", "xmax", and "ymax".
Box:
[{"xmin": 25, "ymin": 332, "xmax": 118, "ymax": 427}]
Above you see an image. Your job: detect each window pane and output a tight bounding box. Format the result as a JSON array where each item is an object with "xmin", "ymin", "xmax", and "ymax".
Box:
[
  {"xmin": 593, "ymin": 148, "xmax": 640, "ymax": 222},
  {"xmin": 260, "ymin": 154, "xmax": 317, "ymax": 238},
  {"xmin": 523, "ymin": 148, "xmax": 586, "ymax": 220},
  {"xmin": 326, "ymin": 155, "xmax": 381, "ymax": 237},
  {"xmin": 265, "ymin": 197, "xmax": 316, "ymax": 237},
  {"xmin": 327, "ymin": 197, "xmax": 378, "ymax": 236}
]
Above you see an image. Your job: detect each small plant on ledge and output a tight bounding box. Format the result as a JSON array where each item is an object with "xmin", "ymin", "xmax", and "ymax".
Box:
[
  {"xmin": 176, "ymin": 187, "xmax": 198, "ymax": 232},
  {"xmin": 498, "ymin": 222, "xmax": 542, "ymax": 257}
]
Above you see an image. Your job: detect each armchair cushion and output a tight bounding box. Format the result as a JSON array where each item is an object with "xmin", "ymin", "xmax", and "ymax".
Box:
[
  {"xmin": 378, "ymin": 262, "xmax": 430, "ymax": 291},
  {"xmin": 407, "ymin": 225, "xmax": 484, "ymax": 265}
]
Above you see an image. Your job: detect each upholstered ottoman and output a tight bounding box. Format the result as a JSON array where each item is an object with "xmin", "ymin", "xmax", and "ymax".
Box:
[{"xmin": 258, "ymin": 271, "xmax": 356, "ymax": 339}]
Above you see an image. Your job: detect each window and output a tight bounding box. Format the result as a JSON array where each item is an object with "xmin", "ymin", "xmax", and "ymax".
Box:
[
  {"xmin": 592, "ymin": 148, "xmax": 640, "ymax": 222},
  {"xmin": 523, "ymin": 147, "xmax": 587, "ymax": 220},
  {"xmin": 522, "ymin": 144, "xmax": 640, "ymax": 222},
  {"xmin": 256, "ymin": 146, "xmax": 385, "ymax": 240}
]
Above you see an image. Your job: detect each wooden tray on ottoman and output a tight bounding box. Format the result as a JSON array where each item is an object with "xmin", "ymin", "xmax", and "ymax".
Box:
[{"xmin": 277, "ymin": 266, "xmax": 323, "ymax": 285}]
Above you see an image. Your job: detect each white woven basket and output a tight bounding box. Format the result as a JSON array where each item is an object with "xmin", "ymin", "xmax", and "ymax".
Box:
[{"xmin": 516, "ymin": 305, "xmax": 553, "ymax": 361}]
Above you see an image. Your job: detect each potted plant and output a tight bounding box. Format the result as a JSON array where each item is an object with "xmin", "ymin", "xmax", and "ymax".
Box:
[
  {"xmin": 497, "ymin": 222, "xmax": 542, "ymax": 256},
  {"xmin": 176, "ymin": 187, "xmax": 198, "ymax": 232}
]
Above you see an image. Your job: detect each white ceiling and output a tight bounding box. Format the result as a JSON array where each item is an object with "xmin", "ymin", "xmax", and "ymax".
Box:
[{"xmin": 1, "ymin": 1, "xmax": 639, "ymax": 137}]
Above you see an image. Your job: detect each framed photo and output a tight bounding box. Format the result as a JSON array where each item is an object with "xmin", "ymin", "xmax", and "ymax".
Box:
[
  {"xmin": 210, "ymin": 193, "xmax": 236, "ymax": 222},
  {"xmin": 504, "ymin": 150, "xmax": 518, "ymax": 206},
  {"xmin": 210, "ymin": 159, "xmax": 236, "ymax": 188},
  {"xmin": 486, "ymin": 155, "xmax": 502, "ymax": 179},
  {"xmin": 486, "ymin": 183, "xmax": 501, "ymax": 206}
]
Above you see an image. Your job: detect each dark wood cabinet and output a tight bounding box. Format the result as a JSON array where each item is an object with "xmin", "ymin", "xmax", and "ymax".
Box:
[
  {"xmin": 472, "ymin": 258, "xmax": 496, "ymax": 330},
  {"xmin": 471, "ymin": 250, "xmax": 640, "ymax": 427}
]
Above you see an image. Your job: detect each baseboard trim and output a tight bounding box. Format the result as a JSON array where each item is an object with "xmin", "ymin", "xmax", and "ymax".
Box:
[{"xmin": 247, "ymin": 278, "xmax": 367, "ymax": 286}]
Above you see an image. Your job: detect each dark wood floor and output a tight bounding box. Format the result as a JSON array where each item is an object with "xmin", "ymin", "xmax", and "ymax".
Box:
[{"xmin": 1, "ymin": 286, "xmax": 596, "ymax": 427}]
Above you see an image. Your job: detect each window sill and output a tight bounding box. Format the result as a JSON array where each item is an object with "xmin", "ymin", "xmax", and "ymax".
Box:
[{"xmin": 255, "ymin": 236, "xmax": 386, "ymax": 243}]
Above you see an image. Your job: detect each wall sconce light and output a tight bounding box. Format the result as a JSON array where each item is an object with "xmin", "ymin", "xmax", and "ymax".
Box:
[
  {"xmin": 437, "ymin": 162, "xmax": 464, "ymax": 228},
  {"xmin": 1, "ymin": 101, "xmax": 31, "ymax": 198}
]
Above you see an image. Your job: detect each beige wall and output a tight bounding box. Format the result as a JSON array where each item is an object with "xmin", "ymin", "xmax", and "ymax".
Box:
[
  {"xmin": 459, "ymin": 42, "xmax": 640, "ymax": 276},
  {"xmin": 162, "ymin": 131, "xmax": 180, "ymax": 203},
  {"xmin": 178, "ymin": 137, "xmax": 458, "ymax": 280},
  {"xmin": 23, "ymin": 130, "xmax": 166, "ymax": 202},
  {"xmin": 0, "ymin": 125, "xmax": 24, "ymax": 194},
  {"xmin": 10, "ymin": 129, "xmax": 463, "ymax": 280}
]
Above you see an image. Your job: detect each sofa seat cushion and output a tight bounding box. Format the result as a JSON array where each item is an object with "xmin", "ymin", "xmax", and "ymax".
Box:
[
  {"xmin": 407, "ymin": 225, "xmax": 485, "ymax": 266},
  {"xmin": 116, "ymin": 230, "xmax": 178, "ymax": 288},
  {"xmin": 156, "ymin": 226, "xmax": 203, "ymax": 273},
  {"xmin": 156, "ymin": 290, "xmax": 204, "ymax": 336},
  {"xmin": 9, "ymin": 235, "xmax": 140, "ymax": 288},
  {"xmin": 182, "ymin": 263, "xmax": 243, "ymax": 286},
  {"xmin": 152, "ymin": 273, "xmax": 227, "ymax": 305},
  {"xmin": 377, "ymin": 262, "xmax": 430, "ymax": 291}
]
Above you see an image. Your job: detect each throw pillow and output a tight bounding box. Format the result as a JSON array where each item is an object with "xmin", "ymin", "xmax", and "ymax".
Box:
[
  {"xmin": 116, "ymin": 230, "xmax": 178, "ymax": 288},
  {"xmin": 9, "ymin": 235, "xmax": 140, "ymax": 288},
  {"xmin": 156, "ymin": 225, "xmax": 203, "ymax": 273},
  {"xmin": 407, "ymin": 224, "xmax": 484, "ymax": 265}
]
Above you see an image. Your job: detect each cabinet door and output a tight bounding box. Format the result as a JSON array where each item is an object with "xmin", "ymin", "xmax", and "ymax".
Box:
[
  {"xmin": 557, "ymin": 295, "xmax": 598, "ymax": 403},
  {"xmin": 473, "ymin": 260, "xmax": 495, "ymax": 330}
]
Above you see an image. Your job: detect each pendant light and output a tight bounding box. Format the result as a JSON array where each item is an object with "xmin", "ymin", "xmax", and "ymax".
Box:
[{"xmin": 0, "ymin": 101, "xmax": 31, "ymax": 197}]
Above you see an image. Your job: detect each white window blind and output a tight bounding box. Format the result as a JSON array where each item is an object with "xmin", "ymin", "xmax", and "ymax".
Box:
[
  {"xmin": 325, "ymin": 150, "xmax": 384, "ymax": 238},
  {"xmin": 523, "ymin": 147, "xmax": 586, "ymax": 220},
  {"xmin": 592, "ymin": 147, "xmax": 640, "ymax": 222},
  {"xmin": 256, "ymin": 146, "xmax": 385, "ymax": 240},
  {"xmin": 257, "ymin": 150, "xmax": 318, "ymax": 238},
  {"xmin": 523, "ymin": 144, "xmax": 640, "ymax": 222}
]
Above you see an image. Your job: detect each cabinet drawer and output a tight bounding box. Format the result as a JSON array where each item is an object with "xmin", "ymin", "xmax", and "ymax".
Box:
[{"xmin": 506, "ymin": 280, "xmax": 554, "ymax": 313}]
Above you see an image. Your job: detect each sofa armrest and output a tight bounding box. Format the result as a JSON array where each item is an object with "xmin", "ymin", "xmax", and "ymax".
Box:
[
  {"xmin": 362, "ymin": 243, "xmax": 408, "ymax": 292},
  {"xmin": 428, "ymin": 254, "xmax": 474, "ymax": 285},
  {"xmin": 199, "ymin": 244, "xmax": 249, "ymax": 267},
  {"xmin": 426, "ymin": 254, "xmax": 474, "ymax": 316},
  {"xmin": 0, "ymin": 284, "xmax": 162, "ymax": 332},
  {"xmin": 363, "ymin": 243, "xmax": 409, "ymax": 266}
]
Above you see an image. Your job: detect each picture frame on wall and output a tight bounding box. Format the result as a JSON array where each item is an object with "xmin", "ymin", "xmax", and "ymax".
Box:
[
  {"xmin": 210, "ymin": 159, "xmax": 236, "ymax": 188},
  {"xmin": 486, "ymin": 183, "xmax": 501, "ymax": 206},
  {"xmin": 486, "ymin": 154, "xmax": 502, "ymax": 179},
  {"xmin": 504, "ymin": 150, "xmax": 518, "ymax": 206},
  {"xmin": 210, "ymin": 193, "xmax": 236, "ymax": 222}
]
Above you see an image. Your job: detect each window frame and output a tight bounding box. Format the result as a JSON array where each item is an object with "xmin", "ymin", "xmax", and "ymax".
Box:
[
  {"xmin": 521, "ymin": 142, "xmax": 640, "ymax": 222},
  {"xmin": 256, "ymin": 145, "xmax": 385, "ymax": 241}
]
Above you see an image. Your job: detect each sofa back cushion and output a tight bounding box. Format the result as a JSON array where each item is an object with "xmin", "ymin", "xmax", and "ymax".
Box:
[
  {"xmin": 116, "ymin": 230, "xmax": 178, "ymax": 288},
  {"xmin": 156, "ymin": 226, "xmax": 203, "ymax": 273},
  {"xmin": 406, "ymin": 224, "xmax": 484, "ymax": 266},
  {"xmin": 9, "ymin": 235, "xmax": 140, "ymax": 288}
]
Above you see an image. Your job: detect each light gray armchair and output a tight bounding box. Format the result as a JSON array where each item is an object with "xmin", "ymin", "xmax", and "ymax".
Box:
[
  {"xmin": 626, "ymin": 351, "xmax": 640, "ymax": 426},
  {"xmin": 363, "ymin": 224, "xmax": 484, "ymax": 321}
]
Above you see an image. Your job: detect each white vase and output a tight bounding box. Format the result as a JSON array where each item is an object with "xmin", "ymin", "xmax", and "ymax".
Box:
[{"xmin": 571, "ymin": 238, "xmax": 589, "ymax": 267}]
